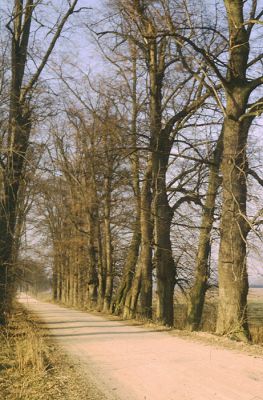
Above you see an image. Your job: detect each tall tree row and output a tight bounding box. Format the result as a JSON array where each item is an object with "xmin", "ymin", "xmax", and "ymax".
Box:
[
  {"xmin": 1, "ymin": 0, "xmax": 262, "ymax": 343},
  {"xmin": 0, "ymin": 0, "xmax": 82, "ymax": 323},
  {"xmin": 37, "ymin": 99, "xmax": 130, "ymax": 313}
]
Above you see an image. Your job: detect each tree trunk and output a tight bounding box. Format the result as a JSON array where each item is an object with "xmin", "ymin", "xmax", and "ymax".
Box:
[
  {"xmin": 123, "ymin": 259, "xmax": 142, "ymax": 319},
  {"xmin": 113, "ymin": 47, "xmax": 141, "ymax": 315},
  {"xmin": 73, "ymin": 262, "xmax": 79, "ymax": 306},
  {"xmin": 152, "ymin": 122, "xmax": 175, "ymax": 325},
  {"xmin": 103, "ymin": 177, "xmax": 113, "ymax": 312},
  {"xmin": 122, "ymin": 160, "xmax": 153, "ymax": 319},
  {"xmin": 87, "ymin": 242, "xmax": 98, "ymax": 309},
  {"xmin": 216, "ymin": 113, "xmax": 250, "ymax": 339},
  {"xmin": 58, "ymin": 259, "xmax": 63, "ymax": 302},
  {"xmin": 97, "ymin": 219, "xmax": 106, "ymax": 311},
  {"xmin": 113, "ymin": 223, "xmax": 141, "ymax": 314},
  {"xmin": 86, "ymin": 183, "xmax": 99, "ymax": 309},
  {"xmin": 139, "ymin": 160, "xmax": 153, "ymax": 318},
  {"xmin": 153, "ymin": 164, "xmax": 175, "ymax": 326},
  {"xmin": 186, "ymin": 131, "xmax": 223, "ymax": 330},
  {"xmin": 216, "ymin": 0, "xmax": 253, "ymax": 340},
  {"xmin": 52, "ymin": 248, "xmax": 59, "ymax": 301}
]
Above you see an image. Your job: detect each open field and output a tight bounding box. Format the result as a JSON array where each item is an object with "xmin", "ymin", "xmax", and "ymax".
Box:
[
  {"xmin": 173, "ymin": 288, "xmax": 263, "ymax": 344},
  {"xmin": 248, "ymin": 288, "xmax": 263, "ymax": 326},
  {"xmin": 247, "ymin": 288, "xmax": 263, "ymax": 344}
]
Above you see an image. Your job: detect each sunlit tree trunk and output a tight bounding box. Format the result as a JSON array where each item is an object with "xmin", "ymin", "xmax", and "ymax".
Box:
[
  {"xmin": 217, "ymin": 113, "xmax": 251, "ymax": 338},
  {"xmin": 122, "ymin": 158, "xmax": 153, "ymax": 319},
  {"xmin": 216, "ymin": 0, "xmax": 255, "ymax": 340},
  {"xmin": 123, "ymin": 258, "xmax": 142, "ymax": 319},
  {"xmin": 114, "ymin": 47, "xmax": 141, "ymax": 315},
  {"xmin": 148, "ymin": 33, "xmax": 176, "ymax": 325}
]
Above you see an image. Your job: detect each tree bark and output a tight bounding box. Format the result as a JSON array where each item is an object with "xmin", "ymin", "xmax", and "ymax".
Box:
[
  {"xmin": 87, "ymin": 235, "xmax": 98, "ymax": 309},
  {"xmin": 97, "ymin": 218, "xmax": 106, "ymax": 310},
  {"xmin": 114, "ymin": 223, "xmax": 141, "ymax": 314},
  {"xmin": 103, "ymin": 177, "xmax": 113, "ymax": 312},
  {"xmin": 216, "ymin": 114, "xmax": 251, "ymax": 339},
  {"xmin": 216, "ymin": 0, "xmax": 254, "ymax": 340},
  {"xmin": 123, "ymin": 258, "xmax": 142, "ymax": 319},
  {"xmin": 153, "ymin": 147, "xmax": 175, "ymax": 325},
  {"xmin": 186, "ymin": 131, "xmax": 223, "ymax": 330},
  {"xmin": 139, "ymin": 160, "xmax": 153, "ymax": 318},
  {"xmin": 113, "ymin": 46, "xmax": 142, "ymax": 315}
]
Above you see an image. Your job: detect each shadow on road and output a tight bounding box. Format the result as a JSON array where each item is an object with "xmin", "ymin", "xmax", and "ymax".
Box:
[{"xmin": 47, "ymin": 330, "xmax": 163, "ymax": 338}]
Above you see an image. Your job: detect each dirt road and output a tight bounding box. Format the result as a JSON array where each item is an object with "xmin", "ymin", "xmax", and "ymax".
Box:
[{"xmin": 19, "ymin": 294, "xmax": 263, "ymax": 400}]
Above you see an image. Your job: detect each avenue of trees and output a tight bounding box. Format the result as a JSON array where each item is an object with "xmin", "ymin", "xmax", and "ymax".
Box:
[{"xmin": 0, "ymin": 0, "xmax": 263, "ymax": 341}]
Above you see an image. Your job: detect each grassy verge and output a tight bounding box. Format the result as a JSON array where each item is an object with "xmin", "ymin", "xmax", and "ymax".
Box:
[{"xmin": 0, "ymin": 304, "xmax": 106, "ymax": 400}]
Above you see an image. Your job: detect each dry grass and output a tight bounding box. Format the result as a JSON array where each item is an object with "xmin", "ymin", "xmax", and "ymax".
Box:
[
  {"xmin": 0, "ymin": 305, "xmax": 106, "ymax": 400},
  {"xmin": 250, "ymin": 325, "xmax": 263, "ymax": 344},
  {"xmin": 0, "ymin": 309, "xmax": 50, "ymax": 400}
]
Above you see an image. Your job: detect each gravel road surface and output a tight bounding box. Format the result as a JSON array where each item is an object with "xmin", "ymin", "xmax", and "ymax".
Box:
[{"xmin": 19, "ymin": 294, "xmax": 263, "ymax": 400}]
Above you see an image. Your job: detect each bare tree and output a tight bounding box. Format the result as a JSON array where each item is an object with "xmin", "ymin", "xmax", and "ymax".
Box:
[
  {"xmin": 0, "ymin": 0, "xmax": 81, "ymax": 323},
  {"xmin": 166, "ymin": 0, "xmax": 263, "ymax": 339}
]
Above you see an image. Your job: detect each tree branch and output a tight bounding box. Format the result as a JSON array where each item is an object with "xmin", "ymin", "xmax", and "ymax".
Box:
[{"xmin": 21, "ymin": 0, "xmax": 79, "ymax": 102}]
